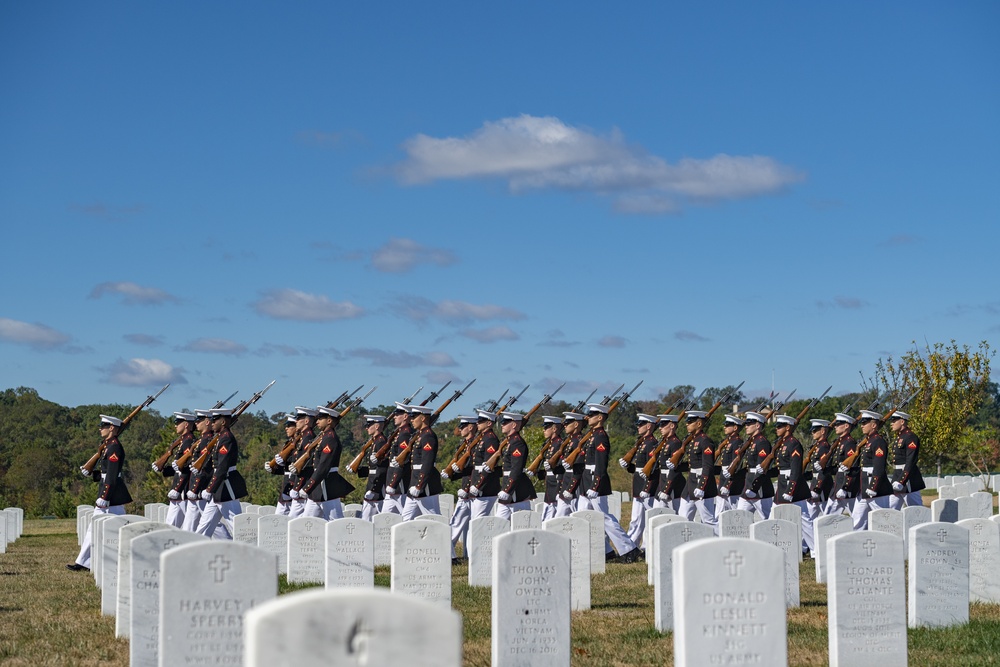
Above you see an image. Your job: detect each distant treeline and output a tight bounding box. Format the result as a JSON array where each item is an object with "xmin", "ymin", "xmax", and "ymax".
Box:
[{"xmin": 2, "ymin": 384, "xmax": 997, "ymax": 517}]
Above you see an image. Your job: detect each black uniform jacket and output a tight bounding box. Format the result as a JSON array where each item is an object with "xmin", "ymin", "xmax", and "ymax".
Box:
[
  {"xmin": 362, "ymin": 433, "xmax": 389, "ymax": 500},
  {"xmin": 808, "ymin": 439, "xmax": 836, "ymax": 500},
  {"xmin": 410, "ymin": 426, "xmax": 443, "ymax": 497},
  {"xmin": 539, "ymin": 435, "xmax": 564, "ymax": 503},
  {"xmin": 385, "ymin": 424, "xmax": 414, "ymax": 493},
  {"xmin": 683, "ymin": 433, "xmax": 718, "ymax": 499},
  {"xmin": 744, "ymin": 434, "xmax": 776, "ymax": 498},
  {"xmin": 718, "ymin": 435, "xmax": 746, "ymax": 495},
  {"xmin": 206, "ymin": 428, "xmax": 247, "ymax": 501},
  {"xmin": 472, "ymin": 430, "xmax": 503, "ymax": 496},
  {"xmin": 166, "ymin": 434, "xmax": 195, "ymax": 494},
  {"xmin": 558, "ymin": 434, "xmax": 583, "ymax": 497},
  {"xmin": 626, "ymin": 434, "xmax": 659, "ymax": 498},
  {"xmin": 861, "ymin": 433, "xmax": 894, "ymax": 498},
  {"xmin": 301, "ymin": 427, "xmax": 355, "ymax": 501},
  {"xmin": 657, "ymin": 435, "xmax": 686, "ymax": 499},
  {"xmin": 500, "ymin": 433, "xmax": 537, "ymax": 504},
  {"xmin": 581, "ymin": 427, "xmax": 614, "ymax": 496},
  {"xmin": 774, "ymin": 436, "xmax": 810, "ymax": 503},
  {"xmin": 97, "ymin": 437, "xmax": 133, "ymax": 506},
  {"xmin": 891, "ymin": 427, "xmax": 925, "ymax": 492},
  {"xmin": 187, "ymin": 433, "xmax": 215, "ymax": 494}
]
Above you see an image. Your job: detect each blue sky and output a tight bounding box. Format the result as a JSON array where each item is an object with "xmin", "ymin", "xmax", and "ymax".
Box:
[{"xmin": 1, "ymin": 2, "xmax": 997, "ymax": 417}]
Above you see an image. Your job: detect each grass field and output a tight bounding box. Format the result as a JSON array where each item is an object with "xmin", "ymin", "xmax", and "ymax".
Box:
[{"xmin": 2, "ymin": 519, "xmax": 1000, "ymax": 666}]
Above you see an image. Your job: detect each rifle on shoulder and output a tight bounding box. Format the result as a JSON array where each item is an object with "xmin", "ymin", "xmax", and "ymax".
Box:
[
  {"xmin": 838, "ymin": 389, "xmax": 919, "ymax": 470},
  {"xmin": 370, "ymin": 381, "xmax": 452, "ymax": 464},
  {"xmin": 82, "ymin": 383, "xmax": 170, "ymax": 474},
  {"xmin": 480, "ymin": 383, "xmax": 565, "ymax": 473},
  {"xmin": 563, "ymin": 381, "xmax": 643, "ymax": 467},
  {"xmin": 190, "ymin": 380, "xmax": 275, "ymax": 472},
  {"xmin": 440, "ymin": 388, "xmax": 508, "ymax": 478},
  {"xmin": 745, "ymin": 385, "xmax": 832, "ymax": 485},
  {"xmin": 345, "ymin": 385, "xmax": 422, "ymax": 475},
  {"xmin": 449, "ymin": 384, "xmax": 527, "ymax": 473},
  {"xmin": 152, "ymin": 390, "xmax": 237, "ymax": 473},
  {"xmin": 289, "ymin": 386, "xmax": 377, "ymax": 475},
  {"xmin": 265, "ymin": 385, "xmax": 364, "ymax": 471},
  {"xmin": 393, "ymin": 379, "xmax": 475, "ymax": 466},
  {"xmin": 621, "ymin": 387, "xmax": 694, "ymax": 467},
  {"xmin": 539, "ymin": 387, "xmax": 600, "ymax": 470}
]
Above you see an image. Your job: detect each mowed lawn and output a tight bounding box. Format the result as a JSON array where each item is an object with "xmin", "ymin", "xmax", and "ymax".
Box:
[{"xmin": 2, "ymin": 519, "xmax": 1000, "ymax": 666}]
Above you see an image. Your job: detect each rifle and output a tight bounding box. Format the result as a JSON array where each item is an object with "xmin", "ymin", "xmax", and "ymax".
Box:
[
  {"xmin": 480, "ymin": 383, "xmax": 565, "ymax": 473},
  {"xmin": 621, "ymin": 387, "xmax": 694, "ymax": 467},
  {"xmin": 370, "ymin": 381, "xmax": 452, "ymax": 464},
  {"xmin": 189, "ymin": 380, "xmax": 275, "ymax": 472},
  {"xmin": 393, "ymin": 379, "xmax": 475, "ymax": 466},
  {"xmin": 744, "ymin": 385, "xmax": 832, "ymax": 486},
  {"xmin": 801, "ymin": 394, "xmax": 866, "ymax": 469},
  {"xmin": 563, "ymin": 380, "xmax": 643, "ymax": 467},
  {"xmin": 838, "ymin": 389, "xmax": 919, "ymax": 470},
  {"xmin": 636, "ymin": 388, "xmax": 707, "ymax": 478},
  {"xmin": 344, "ymin": 385, "xmax": 422, "ymax": 475},
  {"xmin": 450, "ymin": 384, "xmax": 528, "ymax": 472},
  {"xmin": 289, "ymin": 386, "xmax": 377, "ymax": 475},
  {"xmin": 82, "ymin": 384, "xmax": 169, "ymax": 475},
  {"xmin": 537, "ymin": 387, "xmax": 600, "ymax": 471},
  {"xmin": 152, "ymin": 390, "xmax": 237, "ymax": 473},
  {"xmin": 719, "ymin": 389, "xmax": 796, "ymax": 483},
  {"xmin": 440, "ymin": 388, "xmax": 508, "ymax": 478},
  {"xmin": 264, "ymin": 384, "xmax": 364, "ymax": 471},
  {"xmin": 643, "ymin": 381, "xmax": 745, "ymax": 479},
  {"xmin": 715, "ymin": 390, "xmax": 775, "ymax": 458}
]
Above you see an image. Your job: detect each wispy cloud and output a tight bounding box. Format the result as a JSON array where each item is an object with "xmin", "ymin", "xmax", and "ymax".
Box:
[
  {"xmin": 71, "ymin": 202, "xmax": 145, "ymax": 222},
  {"xmin": 675, "ymin": 330, "xmax": 711, "ymax": 342},
  {"xmin": 123, "ymin": 333, "xmax": 164, "ymax": 347},
  {"xmin": 347, "ymin": 348, "xmax": 458, "ymax": 368},
  {"xmin": 394, "ymin": 114, "xmax": 803, "ymax": 214},
  {"xmin": 371, "ymin": 238, "xmax": 458, "ymax": 273},
  {"xmin": 460, "ymin": 326, "xmax": 520, "ymax": 343},
  {"xmin": 90, "ymin": 281, "xmax": 180, "ymax": 306},
  {"xmin": 817, "ymin": 296, "xmax": 868, "ymax": 310},
  {"xmin": 947, "ymin": 302, "xmax": 1000, "ymax": 317},
  {"xmin": 255, "ymin": 343, "xmax": 316, "ymax": 357},
  {"xmin": 424, "ymin": 370, "xmax": 463, "ymax": 385},
  {"xmin": 253, "ymin": 288, "xmax": 364, "ymax": 322},
  {"xmin": 0, "ymin": 317, "xmax": 73, "ymax": 350},
  {"xmin": 179, "ymin": 338, "xmax": 248, "ymax": 356},
  {"xmin": 392, "ymin": 296, "xmax": 525, "ymax": 325},
  {"xmin": 598, "ymin": 335, "xmax": 627, "ymax": 348},
  {"xmin": 99, "ymin": 358, "xmax": 187, "ymax": 387},
  {"xmin": 538, "ymin": 339, "xmax": 581, "ymax": 348}
]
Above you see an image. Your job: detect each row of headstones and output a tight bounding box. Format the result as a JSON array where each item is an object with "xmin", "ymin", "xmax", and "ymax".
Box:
[
  {"xmin": 929, "ymin": 491, "xmax": 995, "ymax": 521},
  {"xmin": 937, "ymin": 483, "xmax": 994, "ymax": 500},
  {"xmin": 0, "ymin": 507, "xmax": 23, "ymax": 552}
]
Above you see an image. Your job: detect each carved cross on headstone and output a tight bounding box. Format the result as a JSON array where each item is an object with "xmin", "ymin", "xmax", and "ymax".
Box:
[
  {"xmin": 937, "ymin": 529, "xmax": 948, "ymax": 543},
  {"xmin": 681, "ymin": 526, "xmax": 693, "ymax": 542},
  {"xmin": 418, "ymin": 527, "xmax": 428, "ymax": 540},
  {"xmin": 771, "ymin": 524, "xmax": 782, "ymax": 537},
  {"xmin": 974, "ymin": 523, "xmax": 984, "ymax": 535},
  {"xmin": 345, "ymin": 522, "xmax": 356, "ymax": 534},
  {"xmin": 863, "ymin": 539, "xmax": 877, "ymax": 557},
  {"xmin": 528, "ymin": 537, "xmax": 540, "ymax": 556},
  {"xmin": 163, "ymin": 538, "xmax": 178, "ymax": 551},
  {"xmin": 305, "ymin": 521, "xmax": 313, "ymax": 532},
  {"xmin": 724, "ymin": 550, "xmax": 744, "ymax": 577},
  {"xmin": 208, "ymin": 554, "xmax": 231, "ymax": 583},
  {"xmin": 346, "ymin": 617, "xmax": 373, "ymax": 665}
]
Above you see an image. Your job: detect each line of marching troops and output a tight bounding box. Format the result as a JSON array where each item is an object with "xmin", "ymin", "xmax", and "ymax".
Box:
[{"xmin": 69, "ymin": 399, "xmax": 923, "ymax": 571}]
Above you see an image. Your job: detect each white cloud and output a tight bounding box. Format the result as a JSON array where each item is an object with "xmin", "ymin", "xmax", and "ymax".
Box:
[
  {"xmin": 597, "ymin": 335, "xmax": 626, "ymax": 348},
  {"xmin": 123, "ymin": 333, "xmax": 164, "ymax": 346},
  {"xmin": 0, "ymin": 318, "xmax": 72, "ymax": 350},
  {"xmin": 675, "ymin": 330, "xmax": 711, "ymax": 342},
  {"xmin": 253, "ymin": 289, "xmax": 364, "ymax": 322},
  {"xmin": 395, "ymin": 114, "xmax": 803, "ymax": 213},
  {"xmin": 460, "ymin": 326, "xmax": 520, "ymax": 343},
  {"xmin": 393, "ymin": 296, "xmax": 525, "ymax": 324},
  {"xmin": 90, "ymin": 281, "xmax": 180, "ymax": 305},
  {"xmin": 371, "ymin": 238, "xmax": 458, "ymax": 273},
  {"xmin": 100, "ymin": 358, "xmax": 187, "ymax": 387},
  {"xmin": 180, "ymin": 338, "xmax": 248, "ymax": 356},
  {"xmin": 347, "ymin": 348, "xmax": 458, "ymax": 368}
]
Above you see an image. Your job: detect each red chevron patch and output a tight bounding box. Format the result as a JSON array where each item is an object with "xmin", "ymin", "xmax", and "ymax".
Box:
[
  {"xmin": 875, "ymin": 448, "xmax": 884, "ymax": 457},
  {"xmin": 323, "ymin": 445, "xmax": 331, "ymax": 454},
  {"xmin": 908, "ymin": 443, "xmax": 917, "ymax": 449},
  {"xmin": 423, "ymin": 444, "xmax": 432, "ymax": 451},
  {"xmin": 792, "ymin": 450, "xmax": 800, "ymax": 457},
  {"xmin": 513, "ymin": 450, "xmax": 522, "ymax": 457},
  {"xmin": 108, "ymin": 453, "xmax": 118, "ymax": 462},
  {"xmin": 597, "ymin": 444, "xmax": 606, "ymax": 451},
  {"xmin": 219, "ymin": 446, "xmax": 228, "ymax": 455},
  {"xmin": 704, "ymin": 447, "xmax": 713, "ymax": 455}
]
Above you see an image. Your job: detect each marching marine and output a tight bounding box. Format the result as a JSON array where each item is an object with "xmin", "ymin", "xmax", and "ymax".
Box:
[
  {"xmin": 888, "ymin": 410, "xmax": 925, "ymax": 509},
  {"xmin": 495, "ymin": 411, "xmax": 537, "ymax": 520}
]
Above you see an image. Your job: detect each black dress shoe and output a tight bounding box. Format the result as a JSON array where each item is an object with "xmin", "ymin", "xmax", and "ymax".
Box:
[
  {"xmin": 605, "ymin": 551, "xmax": 619, "ymax": 563},
  {"xmin": 619, "ymin": 548, "xmax": 642, "ymax": 564},
  {"xmin": 451, "ymin": 558, "xmax": 462, "ymax": 566},
  {"xmin": 66, "ymin": 563, "xmax": 89, "ymax": 571}
]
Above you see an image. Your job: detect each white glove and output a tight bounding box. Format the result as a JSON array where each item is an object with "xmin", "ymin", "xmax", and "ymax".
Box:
[
  {"xmin": 482, "ymin": 464, "xmax": 492, "ymax": 474},
  {"xmin": 838, "ymin": 464, "xmax": 848, "ymax": 473},
  {"xmin": 167, "ymin": 489, "xmax": 181, "ymax": 501},
  {"xmin": 782, "ymin": 493, "xmax": 793, "ymax": 502},
  {"xmin": 367, "ymin": 453, "xmax": 378, "ymax": 465},
  {"xmin": 543, "ymin": 460, "xmax": 552, "ymax": 472},
  {"xmin": 274, "ymin": 454, "xmax": 284, "ymax": 465},
  {"xmin": 389, "ymin": 459, "xmax": 400, "ymax": 468},
  {"xmin": 561, "ymin": 490, "xmax": 574, "ymax": 501},
  {"xmin": 498, "ymin": 490, "xmax": 511, "ymax": 502},
  {"xmin": 752, "ymin": 466, "xmax": 764, "ymax": 475},
  {"xmin": 639, "ymin": 491, "xmax": 650, "ymax": 499},
  {"xmin": 451, "ymin": 462, "xmax": 461, "ymax": 473},
  {"xmin": 656, "ymin": 491, "xmax": 668, "ymax": 501},
  {"xmin": 469, "ymin": 485, "xmax": 480, "ymax": 497},
  {"xmin": 279, "ymin": 493, "xmax": 291, "ymax": 502},
  {"xmin": 718, "ymin": 486, "xmax": 730, "ymax": 497},
  {"xmin": 693, "ymin": 488, "xmax": 704, "ymax": 500},
  {"xmin": 151, "ymin": 462, "xmax": 161, "ymax": 473},
  {"xmin": 364, "ymin": 491, "xmax": 376, "ymax": 501},
  {"xmin": 263, "ymin": 462, "xmax": 273, "ymax": 473},
  {"xmin": 619, "ymin": 458, "xmax": 629, "ymax": 469},
  {"xmin": 813, "ymin": 462, "xmax": 823, "ymax": 472},
  {"xmin": 810, "ymin": 491, "xmax": 821, "ymax": 501},
  {"xmin": 95, "ymin": 497, "xmax": 109, "ymax": 508},
  {"xmin": 836, "ymin": 488, "xmax": 847, "ymax": 499},
  {"xmin": 865, "ymin": 488, "xmax": 877, "ymax": 498},
  {"xmin": 80, "ymin": 466, "xmax": 91, "ymax": 477},
  {"xmin": 721, "ymin": 468, "xmax": 731, "ymax": 479},
  {"xmin": 408, "ymin": 486, "xmax": 420, "ymax": 498},
  {"xmin": 172, "ymin": 461, "xmax": 181, "ymax": 473},
  {"xmin": 457, "ymin": 488, "xmax": 468, "ymax": 499},
  {"xmin": 201, "ymin": 490, "xmax": 212, "ymax": 501},
  {"xmin": 525, "ymin": 470, "xmax": 535, "ymax": 478},
  {"xmin": 586, "ymin": 489, "xmax": 599, "ymax": 499},
  {"xmin": 440, "ymin": 471, "xmax": 450, "ymax": 480},
  {"xmin": 744, "ymin": 489, "xmax": 758, "ymax": 499},
  {"xmin": 186, "ymin": 490, "xmax": 198, "ymax": 501},
  {"xmin": 892, "ymin": 481, "xmax": 905, "ymax": 492},
  {"xmin": 664, "ymin": 460, "xmax": 676, "ymax": 470},
  {"xmin": 289, "ymin": 489, "xmax": 300, "ymax": 499},
  {"xmin": 384, "ymin": 486, "xmax": 398, "ymax": 496}
]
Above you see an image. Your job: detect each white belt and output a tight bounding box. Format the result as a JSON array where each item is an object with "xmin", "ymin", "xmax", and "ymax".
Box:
[
  {"xmin": 862, "ymin": 467, "xmax": 874, "ymax": 473},
  {"xmin": 780, "ymin": 470, "xmax": 792, "ymax": 477},
  {"xmin": 412, "ymin": 464, "xmax": 422, "ymax": 470},
  {"xmin": 585, "ymin": 465, "xmax": 596, "ymax": 471},
  {"xmin": 329, "ymin": 467, "xmax": 339, "ymax": 472},
  {"xmin": 894, "ymin": 464, "xmax": 904, "ymax": 470},
  {"xmin": 502, "ymin": 471, "xmax": 511, "ymax": 477},
  {"xmin": 475, "ymin": 465, "xmax": 485, "ymax": 472},
  {"xmin": 690, "ymin": 467, "xmax": 702, "ymax": 475},
  {"xmin": 227, "ymin": 466, "xmax": 237, "ymax": 473}
]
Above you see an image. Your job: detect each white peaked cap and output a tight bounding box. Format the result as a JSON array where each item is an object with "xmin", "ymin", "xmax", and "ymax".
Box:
[
  {"xmin": 295, "ymin": 406, "xmax": 318, "ymax": 417},
  {"xmin": 724, "ymin": 414, "xmax": 744, "ymax": 426},
  {"xmin": 562, "ymin": 412, "xmax": 586, "ymax": 421},
  {"xmin": 775, "ymin": 414, "xmax": 797, "ymax": 426},
  {"xmin": 316, "ymin": 406, "xmax": 339, "ymax": 417},
  {"xmin": 686, "ymin": 411, "xmax": 708, "ymax": 420},
  {"xmin": 542, "ymin": 415, "xmax": 562, "ymax": 425},
  {"xmin": 891, "ymin": 411, "xmax": 911, "ymax": 420},
  {"xmin": 284, "ymin": 413, "xmax": 298, "ymax": 424},
  {"xmin": 100, "ymin": 414, "xmax": 123, "ymax": 427},
  {"xmin": 858, "ymin": 410, "xmax": 882, "ymax": 421},
  {"xmin": 636, "ymin": 413, "xmax": 658, "ymax": 424},
  {"xmin": 195, "ymin": 409, "xmax": 214, "ymax": 418},
  {"xmin": 458, "ymin": 415, "xmax": 477, "ymax": 425},
  {"xmin": 173, "ymin": 412, "xmax": 198, "ymax": 422},
  {"xmin": 364, "ymin": 414, "xmax": 386, "ymax": 423},
  {"xmin": 833, "ymin": 412, "xmax": 857, "ymax": 425},
  {"xmin": 810, "ymin": 419, "xmax": 831, "ymax": 428},
  {"xmin": 407, "ymin": 404, "xmax": 434, "ymax": 415},
  {"xmin": 657, "ymin": 414, "xmax": 679, "ymax": 423},
  {"xmin": 584, "ymin": 403, "xmax": 610, "ymax": 415},
  {"xmin": 394, "ymin": 402, "xmax": 409, "ymax": 413},
  {"xmin": 476, "ymin": 409, "xmax": 498, "ymax": 422},
  {"xmin": 744, "ymin": 411, "xmax": 767, "ymax": 424},
  {"xmin": 211, "ymin": 408, "xmax": 233, "ymax": 418},
  {"xmin": 499, "ymin": 411, "xmax": 524, "ymax": 422}
]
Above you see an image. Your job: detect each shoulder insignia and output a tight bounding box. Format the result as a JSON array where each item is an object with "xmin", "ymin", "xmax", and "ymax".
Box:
[
  {"xmin": 596, "ymin": 444, "xmax": 606, "ymax": 452},
  {"xmin": 758, "ymin": 450, "xmax": 767, "ymax": 457},
  {"xmin": 219, "ymin": 445, "xmax": 228, "ymax": 455},
  {"xmin": 423, "ymin": 444, "xmax": 433, "ymax": 451},
  {"xmin": 703, "ymin": 447, "xmax": 713, "ymax": 455},
  {"xmin": 875, "ymin": 448, "xmax": 884, "ymax": 457},
  {"xmin": 513, "ymin": 450, "xmax": 523, "ymax": 457},
  {"xmin": 322, "ymin": 445, "xmax": 331, "ymax": 454},
  {"xmin": 908, "ymin": 443, "xmax": 917, "ymax": 449},
  {"xmin": 648, "ymin": 451, "xmax": 656, "ymax": 458},
  {"xmin": 792, "ymin": 450, "xmax": 801, "ymax": 457},
  {"xmin": 487, "ymin": 447, "xmax": 495, "ymax": 454},
  {"xmin": 108, "ymin": 453, "xmax": 119, "ymax": 462}
]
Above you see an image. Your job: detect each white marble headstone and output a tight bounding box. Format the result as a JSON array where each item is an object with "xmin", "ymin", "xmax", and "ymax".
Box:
[
  {"xmin": 511, "ymin": 509, "xmax": 541, "ymax": 531},
  {"xmin": 750, "ymin": 519, "xmax": 800, "ymax": 607},
  {"xmin": 256, "ymin": 514, "xmax": 289, "ymax": 574},
  {"xmin": 391, "ymin": 520, "xmax": 451, "ymax": 607},
  {"xmin": 571, "ymin": 509, "xmax": 605, "ymax": 574},
  {"xmin": 814, "ymin": 513, "xmax": 853, "ymax": 583},
  {"xmin": 287, "ymin": 516, "xmax": 326, "ymax": 584},
  {"xmin": 647, "ymin": 514, "xmax": 690, "ymax": 586},
  {"xmin": 232, "ymin": 513, "xmax": 258, "ymax": 546},
  {"xmin": 468, "ymin": 516, "xmax": 509, "ymax": 586},
  {"xmin": 931, "ymin": 498, "xmax": 958, "ymax": 523},
  {"xmin": 325, "ymin": 518, "xmax": 374, "ymax": 589},
  {"xmin": 373, "ymin": 512, "xmax": 403, "ymax": 566},
  {"xmin": 957, "ymin": 518, "xmax": 1000, "ymax": 603},
  {"xmin": 902, "ymin": 504, "xmax": 932, "ymax": 555},
  {"xmin": 718, "ymin": 508, "xmax": 754, "ymax": 539},
  {"xmin": 115, "ymin": 521, "xmax": 169, "ymax": 637},
  {"xmin": 768, "ymin": 503, "xmax": 803, "ymax": 561},
  {"xmin": 654, "ymin": 521, "xmax": 714, "ymax": 631},
  {"xmin": 101, "ymin": 514, "xmax": 147, "ymax": 614},
  {"xmin": 543, "ymin": 516, "xmax": 590, "ymax": 610},
  {"xmin": 868, "ymin": 508, "xmax": 904, "ymax": 541},
  {"xmin": 908, "ymin": 522, "xmax": 970, "ymax": 628}
]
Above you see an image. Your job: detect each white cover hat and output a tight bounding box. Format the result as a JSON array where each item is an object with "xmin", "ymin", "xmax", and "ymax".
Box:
[
  {"xmin": 499, "ymin": 411, "xmax": 524, "ymax": 422},
  {"xmin": 724, "ymin": 414, "xmax": 744, "ymax": 426},
  {"xmin": 100, "ymin": 414, "xmax": 123, "ymax": 427},
  {"xmin": 833, "ymin": 412, "xmax": 857, "ymax": 425},
  {"xmin": 173, "ymin": 411, "xmax": 197, "ymax": 422},
  {"xmin": 775, "ymin": 414, "xmax": 797, "ymax": 426},
  {"xmin": 891, "ymin": 411, "xmax": 911, "ymax": 420},
  {"xmin": 744, "ymin": 411, "xmax": 767, "ymax": 424},
  {"xmin": 636, "ymin": 413, "xmax": 658, "ymax": 424},
  {"xmin": 584, "ymin": 403, "xmax": 609, "ymax": 415},
  {"xmin": 858, "ymin": 410, "xmax": 883, "ymax": 421},
  {"xmin": 809, "ymin": 418, "xmax": 831, "ymax": 428},
  {"xmin": 476, "ymin": 409, "xmax": 498, "ymax": 422},
  {"xmin": 657, "ymin": 414, "xmax": 679, "ymax": 423}
]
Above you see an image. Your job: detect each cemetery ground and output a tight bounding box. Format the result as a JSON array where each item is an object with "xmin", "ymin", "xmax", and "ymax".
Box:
[{"xmin": 3, "ymin": 515, "xmax": 1000, "ymax": 667}]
